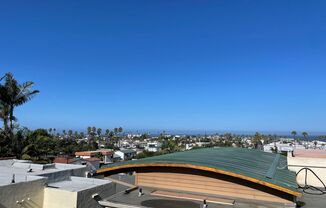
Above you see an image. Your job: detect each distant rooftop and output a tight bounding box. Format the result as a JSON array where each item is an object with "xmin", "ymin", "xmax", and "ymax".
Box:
[
  {"xmin": 75, "ymin": 149, "xmax": 113, "ymax": 156},
  {"xmin": 119, "ymin": 149, "xmax": 136, "ymax": 154}
]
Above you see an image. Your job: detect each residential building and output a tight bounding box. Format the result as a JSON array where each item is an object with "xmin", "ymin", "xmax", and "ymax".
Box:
[
  {"xmin": 0, "ymin": 159, "xmax": 116, "ymax": 208},
  {"xmin": 145, "ymin": 141, "xmax": 162, "ymax": 152},
  {"xmin": 75, "ymin": 149, "xmax": 114, "ymax": 164},
  {"xmin": 115, "ymin": 149, "xmax": 137, "ymax": 160}
]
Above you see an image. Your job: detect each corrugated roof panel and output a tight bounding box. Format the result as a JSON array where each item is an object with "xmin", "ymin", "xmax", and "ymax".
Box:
[{"xmin": 98, "ymin": 147, "xmax": 299, "ymax": 195}]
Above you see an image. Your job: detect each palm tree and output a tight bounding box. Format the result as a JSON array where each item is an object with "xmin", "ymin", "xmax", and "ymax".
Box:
[
  {"xmin": 105, "ymin": 129, "xmax": 110, "ymax": 136},
  {"xmin": 105, "ymin": 129, "xmax": 110, "ymax": 145},
  {"xmin": 90, "ymin": 126, "xmax": 97, "ymax": 149},
  {"xmin": 252, "ymin": 132, "xmax": 263, "ymax": 150},
  {"xmin": 92, "ymin": 126, "xmax": 96, "ymax": 135},
  {"xmin": 97, "ymin": 128, "xmax": 102, "ymax": 137},
  {"xmin": 118, "ymin": 127, "xmax": 123, "ymax": 135},
  {"xmin": 114, "ymin": 127, "xmax": 118, "ymax": 135},
  {"xmin": 68, "ymin": 130, "xmax": 73, "ymax": 138},
  {"xmin": 291, "ymin": 131, "xmax": 297, "ymax": 141},
  {"xmin": 74, "ymin": 131, "xmax": 79, "ymax": 139},
  {"xmin": 302, "ymin": 132, "xmax": 308, "ymax": 140},
  {"xmin": 113, "ymin": 128, "xmax": 119, "ymax": 147},
  {"xmin": 87, "ymin": 127, "xmax": 91, "ymax": 136},
  {"xmin": 0, "ymin": 73, "xmax": 39, "ymax": 131}
]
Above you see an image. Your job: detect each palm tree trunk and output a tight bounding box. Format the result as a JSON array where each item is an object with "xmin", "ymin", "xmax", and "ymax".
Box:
[{"xmin": 3, "ymin": 117, "xmax": 8, "ymax": 132}]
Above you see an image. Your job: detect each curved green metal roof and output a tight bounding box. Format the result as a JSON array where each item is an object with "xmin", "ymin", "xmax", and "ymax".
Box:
[{"xmin": 98, "ymin": 147, "xmax": 300, "ymax": 196}]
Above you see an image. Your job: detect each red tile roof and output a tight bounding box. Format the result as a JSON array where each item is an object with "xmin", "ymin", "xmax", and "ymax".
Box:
[
  {"xmin": 84, "ymin": 157, "xmax": 101, "ymax": 162},
  {"xmin": 54, "ymin": 157, "xmax": 77, "ymax": 164},
  {"xmin": 75, "ymin": 150, "xmax": 114, "ymax": 157}
]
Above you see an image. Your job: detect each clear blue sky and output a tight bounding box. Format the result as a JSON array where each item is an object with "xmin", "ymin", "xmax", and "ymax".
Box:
[{"xmin": 1, "ymin": 0, "xmax": 325, "ymax": 133}]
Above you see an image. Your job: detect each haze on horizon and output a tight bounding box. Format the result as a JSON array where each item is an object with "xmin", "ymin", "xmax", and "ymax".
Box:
[{"xmin": 1, "ymin": 0, "xmax": 325, "ymax": 133}]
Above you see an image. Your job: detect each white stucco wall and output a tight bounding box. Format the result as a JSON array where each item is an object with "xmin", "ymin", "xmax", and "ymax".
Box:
[
  {"xmin": 115, "ymin": 151, "xmax": 125, "ymax": 160},
  {"xmin": 0, "ymin": 178, "xmax": 46, "ymax": 208},
  {"xmin": 76, "ymin": 181, "xmax": 116, "ymax": 208},
  {"xmin": 43, "ymin": 188, "xmax": 77, "ymax": 208},
  {"xmin": 43, "ymin": 177, "xmax": 116, "ymax": 208},
  {"xmin": 38, "ymin": 164, "xmax": 87, "ymax": 183},
  {"xmin": 288, "ymin": 155, "xmax": 326, "ymax": 187}
]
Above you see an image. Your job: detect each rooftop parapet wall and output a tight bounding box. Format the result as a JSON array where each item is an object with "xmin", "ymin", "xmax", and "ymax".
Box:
[
  {"xmin": 0, "ymin": 176, "xmax": 46, "ymax": 208},
  {"xmin": 288, "ymin": 150, "xmax": 326, "ymax": 188},
  {"xmin": 44, "ymin": 177, "xmax": 116, "ymax": 208}
]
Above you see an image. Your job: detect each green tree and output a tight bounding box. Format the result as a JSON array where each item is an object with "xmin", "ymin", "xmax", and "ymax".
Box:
[{"xmin": 140, "ymin": 133, "xmax": 149, "ymax": 140}]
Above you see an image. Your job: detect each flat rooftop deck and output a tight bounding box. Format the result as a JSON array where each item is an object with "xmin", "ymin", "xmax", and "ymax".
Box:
[
  {"xmin": 47, "ymin": 176, "xmax": 111, "ymax": 192},
  {"xmin": 104, "ymin": 173, "xmax": 326, "ymax": 208},
  {"xmin": 297, "ymin": 191, "xmax": 326, "ymax": 208},
  {"xmin": 0, "ymin": 159, "xmax": 86, "ymax": 186},
  {"xmin": 104, "ymin": 187, "xmax": 326, "ymax": 208},
  {"xmin": 0, "ymin": 172, "xmax": 44, "ymax": 186},
  {"xmin": 104, "ymin": 187, "xmax": 296, "ymax": 208}
]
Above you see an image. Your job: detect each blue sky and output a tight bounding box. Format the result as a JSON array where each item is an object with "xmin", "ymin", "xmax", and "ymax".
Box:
[{"xmin": 0, "ymin": 0, "xmax": 326, "ymax": 133}]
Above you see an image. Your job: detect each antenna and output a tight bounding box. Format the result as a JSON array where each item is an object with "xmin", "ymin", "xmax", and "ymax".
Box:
[{"xmin": 11, "ymin": 174, "xmax": 15, "ymax": 183}]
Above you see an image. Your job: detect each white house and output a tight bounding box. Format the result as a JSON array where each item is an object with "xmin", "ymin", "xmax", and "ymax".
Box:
[
  {"xmin": 145, "ymin": 142, "xmax": 162, "ymax": 152},
  {"xmin": 115, "ymin": 149, "xmax": 137, "ymax": 160}
]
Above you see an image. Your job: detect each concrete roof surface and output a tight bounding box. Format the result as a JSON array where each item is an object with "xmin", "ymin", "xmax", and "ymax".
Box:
[
  {"xmin": 47, "ymin": 176, "xmax": 111, "ymax": 192},
  {"xmin": 0, "ymin": 160, "xmax": 86, "ymax": 186}
]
